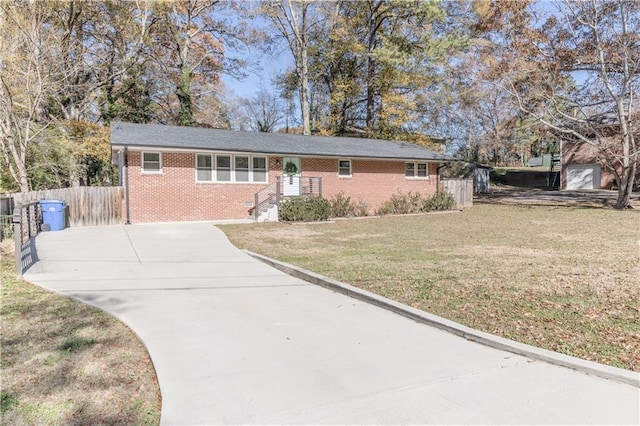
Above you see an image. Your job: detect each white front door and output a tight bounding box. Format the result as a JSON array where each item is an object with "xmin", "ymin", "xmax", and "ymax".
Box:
[{"xmin": 282, "ymin": 157, "xmax": 301, "ymax": 196}]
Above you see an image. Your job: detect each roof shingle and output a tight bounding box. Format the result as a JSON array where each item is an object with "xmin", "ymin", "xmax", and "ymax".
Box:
[{"xmin": 110, "ymin": 122, "xmax": 454, "ymax": 162}]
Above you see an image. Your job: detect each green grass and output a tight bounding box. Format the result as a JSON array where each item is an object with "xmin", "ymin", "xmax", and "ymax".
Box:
[
  {"xmin": 0, "ymin": 250, "xmax": 161, "ymax": 425},
  {"xmin": 220, "ymin": 203, "xmax": 640, "ymax": 371}
]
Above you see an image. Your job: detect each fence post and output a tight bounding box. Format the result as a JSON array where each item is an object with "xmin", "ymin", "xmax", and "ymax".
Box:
[
  {"xmin": 13, "ymin": 205, "xmax": 22, "ymax": 277},
  {"xmin": 254, "ymin": 192, "xmax": 259, "ymax": 220},
  {"xmin": 27, "ymin": 204, "xmax": 32, "ymax": 239}
]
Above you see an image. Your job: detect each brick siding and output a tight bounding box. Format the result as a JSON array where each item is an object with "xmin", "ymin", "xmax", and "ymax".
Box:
[
  {"xmin": 124, "ymin": 151, "xmax": 440, "ymax": 223},
  {"xmin": 301, "ymin": 158, "xmax": 438, "ymax": 213},
  {"xmin": 561, "ymin": 139, "xmax": 640, "ymax": 189}
]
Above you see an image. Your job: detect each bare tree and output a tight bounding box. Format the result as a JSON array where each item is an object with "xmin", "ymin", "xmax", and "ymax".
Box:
[
  {"xmin": 262, "ymin": 0, "xmax": 315, "ymax": 135},
  {"xmin": 482, "ymin": 0, "xmax": 639, "ymax": 208},
  {"xmin": 241, "ymin": 88, "xmax": 284, "ymax": 132},
  {"xmin": 0, "ymin": 1, "xmax": 154, "ymax": 191},
  {"xmin": 0, "ymin": 1, "xmax": 57, "ymax": 191},
  {"xmin": 49, "ymin": 1, "xmax": 153, "ymax": 121},
  {"xmin": 153, "ymin": 0, "xmax": 252, "ymax": 127}
]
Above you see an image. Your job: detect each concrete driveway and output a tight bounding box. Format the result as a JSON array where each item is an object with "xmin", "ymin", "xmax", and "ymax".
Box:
[{"xmin": 24, "ymin": 223, "xmax": 639, "ymax": 425}]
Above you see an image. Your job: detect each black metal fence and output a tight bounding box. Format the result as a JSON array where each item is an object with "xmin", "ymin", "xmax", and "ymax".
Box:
[{"xmin": 12, "ymin": 201, "xmax": 43, "ymax": 276}]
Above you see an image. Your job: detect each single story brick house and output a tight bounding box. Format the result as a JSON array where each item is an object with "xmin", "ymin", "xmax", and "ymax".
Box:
[{"xmin": 110, "ymin": 122, "xmax": 455, "ymax": 223}]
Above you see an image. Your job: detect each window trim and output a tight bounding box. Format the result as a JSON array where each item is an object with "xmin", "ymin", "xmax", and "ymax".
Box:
[
  {"xmin": 195, "ymin": 153, "xmax": 213, "ymax": 182},
  {"xmin": 195, "ymin": 153, "xmax": 269, "ymax": 183},
  {"xmin": 338, "ymin": 159, "xmax": 352, "ymax": 178},
  {"xmin": 405, "ymin": 162, "xmax": 430, "ymax": 179},
  {"xmin": 215, "ymin": 154, "xmax": 232, "ymax": 182},
  {"xmin": 235, "ymin": 155, "xmax": 250, "ymax": 182},
  {"xmin": 417, "ymin": 162, "xmax": 428, "ymax": 178},
  {"xmin": 405, "ymin": 162, "xmax": 415, "ymax": 178},
  {"xmin": 142, "ymin": 151, "xmax": 162, "ymax": 174},
  {"xmin": 252, "ymin": 156, "xmax": 268, "ymax": 183}
]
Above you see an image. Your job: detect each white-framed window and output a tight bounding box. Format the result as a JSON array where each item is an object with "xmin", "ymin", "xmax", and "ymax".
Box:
[
  {"xmin": 417, "ymin": 163, "xmax": 428, "ymax": 177},
  {"xmin": 235, "ymin": 156, "xmax": 249, "ymax": 182},
  {"xmin": 196, "ymin": 154, "xmax": 213, "ymax": 181},
  {"xmin": 253, "ymin": 157, "xmax": 267, "ymax": 182},
  {"xmin": 405, "ymin": 162, "xmax": 429, "ymax": 178},
  {"xmin": 338, "ymin": 159, "xmax": 352, "ymax": 177},
  {"xmin": 142, "ymin": 152, "xmax": 162, "ymax": 173},
  {"xmin": 197, "ymin": 154, "xmax": 268, "ymax": 183},
  {"xmin": 216, "ymin": 155, "xmax": 232, "ymax": 182},
  {"xmin": 405, "ymin": 162, "xmax": 415, "ymax": 177}
]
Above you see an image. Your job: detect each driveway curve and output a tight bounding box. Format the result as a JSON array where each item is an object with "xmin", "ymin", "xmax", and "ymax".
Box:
[{"xmin": 24, "ymin": 223, "xmax": 639, "ymax": 425}]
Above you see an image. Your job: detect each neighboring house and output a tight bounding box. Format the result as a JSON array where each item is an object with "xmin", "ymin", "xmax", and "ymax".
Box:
[
  {"xmin": 561, "ymin": 139, "xmax": 640, "ymax": 190},
  {"xmin": 110, "ymin": 122, "xmax": 455, "ymax": 223},
  {"xmin": 560, "ymin": 112, "xmax": 640, "ymax": 190}
]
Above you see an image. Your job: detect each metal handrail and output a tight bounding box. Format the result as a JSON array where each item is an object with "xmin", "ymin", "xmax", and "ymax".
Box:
[
  {"xmin": 253, "ymin": 176, "xmax": 323, "ymax": 220},
  {"xmin": 254, "ymin": 179, "xmax": 281, "ymax": 220},
  {"xmin": 300, "ymin": 176, "xmax": 322, "ymax": 196}
]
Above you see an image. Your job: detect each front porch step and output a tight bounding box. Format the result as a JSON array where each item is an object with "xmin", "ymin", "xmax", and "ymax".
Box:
[{"xmin": 257, "ymin": 205, "xmax": 279, "ymax": 222}]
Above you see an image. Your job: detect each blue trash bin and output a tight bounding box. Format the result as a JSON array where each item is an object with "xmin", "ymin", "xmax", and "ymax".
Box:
[{"xmin": 40, "ymin": 200, "xmax": 66, "ymax": 231}]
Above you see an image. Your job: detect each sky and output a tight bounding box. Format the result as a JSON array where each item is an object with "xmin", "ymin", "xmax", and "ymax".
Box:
[
  {"xmin": 221, "ymin": 15, "xmax": 292, "ymax": 101},
  {"xmin": 222, "ymin": 52, "xmax": 288, "ymax": 99}
]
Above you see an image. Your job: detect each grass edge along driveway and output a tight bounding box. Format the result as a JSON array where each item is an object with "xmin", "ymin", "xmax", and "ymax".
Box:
[
  {"xmin": 220, "ymin": 203, "xmax": 640, "ymax": 372},
  {"xmin": 0, "ymin": 248, "xmax": 161, "ymax": 425}
]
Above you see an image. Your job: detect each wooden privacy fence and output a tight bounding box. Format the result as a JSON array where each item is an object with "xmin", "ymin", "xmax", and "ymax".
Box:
[
  {"xmin": 12, "ymin": 186, "xmax": 123, "ymax": 227},
  {"xmin": 441, "ymin": 178, "xmax": 473, "ymax": 208}
]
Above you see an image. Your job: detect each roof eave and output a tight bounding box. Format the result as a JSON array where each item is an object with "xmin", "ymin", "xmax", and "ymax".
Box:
[{"xmin": 111, "ymin": 143, "xmax": 454, "ymax": 162}]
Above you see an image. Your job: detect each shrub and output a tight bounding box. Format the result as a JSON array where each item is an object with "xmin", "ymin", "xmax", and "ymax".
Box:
[
  {"xmin": 490, "ymin": 168, "xmax": 507, "ymax": 185},
  {"xmin": 376, "ymin": 190, "xmax": 456, "ymax": 215},
  {"xmin": 355, "ymin": 200, "xmax": 370, "ymax": 217},
  {"xmin": 376, "ymin": 200, "xmax": 395, "ymax": 216},
  {"xmin": 329, "ymin": 192, "xmax": 356, "ymax": 218},
  {"xmin": 423, "ymin": 192, "xmax": 456, "ymax": 211},
  {"xmin": 279, "ymin": 196, "xmax": 331, "ymax": 222},
  {"xmin": 376, "ymin": 191, "xmax": 423, "ymax": 215}
]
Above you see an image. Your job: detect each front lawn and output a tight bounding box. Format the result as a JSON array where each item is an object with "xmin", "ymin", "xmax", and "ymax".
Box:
[
  {"xmin": 220, "ymin": 204, "xmax": 640, "ymax": 371},
  {"xmin": 0, "ymin": 245, "xmax": 161, "ymax": 425}
]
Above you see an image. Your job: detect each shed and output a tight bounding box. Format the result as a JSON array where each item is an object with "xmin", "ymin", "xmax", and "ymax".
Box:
[{"xmin": 473, "ymin": 163, "xmax": 493, "ymax": 194}]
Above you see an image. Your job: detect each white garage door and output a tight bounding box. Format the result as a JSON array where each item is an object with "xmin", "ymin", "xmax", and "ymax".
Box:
[{"xmin": 566, "ymin": 164, "xmax": 601, "ymax": 190}]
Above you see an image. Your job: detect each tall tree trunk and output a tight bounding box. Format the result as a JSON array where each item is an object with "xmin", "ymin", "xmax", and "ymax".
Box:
[
  {"xmin": 177, "ymin": 67, "xmax": 193, "ymax": 126},
  {"xmin": 615, "ymin": 156, "xmax": 636, "ymax": 209},
  {"xmin": 299, "ymin": 30, "xmax": 311, "ymax": 135},
  {"xmin": 264, "ymin": 0, "xmax": 313, "ymax": 135},
  {"xmin": 6, "ymin": 138, "xmax": 30, "ymax": 192},
  {"xmin": 365, "ymin": 9, "xmax": 377, "ymax": 131},
  {"xmin": 364, "ymin": 0, "xmax": 384, "ymax": 132},
  {"xmin": 365, "ymin": 55, "xmax": 376, "ymax": 131}
]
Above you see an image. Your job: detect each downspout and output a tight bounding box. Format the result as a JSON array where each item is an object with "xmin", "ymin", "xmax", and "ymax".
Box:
[
  {"xmin": 117, "ymin": 150, "xmax": 124, "ymax": 185},
  {"xmin": 559, "ymin": 139, "xmax": 564, "ymax": 190},
  {"xmin": 124, "ymin": 147, "xmax": 131, "ymax": 225},
  {"xmin": 436, "ymin": 163, "xmax": 446, "ymax": 194}
]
